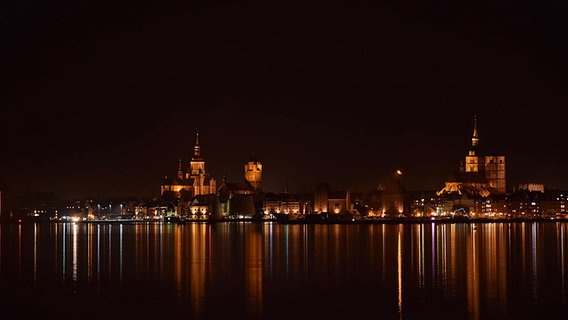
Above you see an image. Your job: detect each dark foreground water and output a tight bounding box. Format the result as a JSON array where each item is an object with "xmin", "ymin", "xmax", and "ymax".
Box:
[{"xmin": 1, "ymin": 221, "xmax": 567, "ymax": 319}]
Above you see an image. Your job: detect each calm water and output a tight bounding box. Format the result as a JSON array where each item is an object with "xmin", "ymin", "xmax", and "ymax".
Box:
[{"xmin": 1, "ymin": 221, "xmax": 567, "ymax": 319}]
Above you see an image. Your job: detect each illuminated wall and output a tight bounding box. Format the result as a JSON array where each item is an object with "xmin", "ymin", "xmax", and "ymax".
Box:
[{"xmin": 244, "ymin": 158, "xmax": 263, "ymax": 193}]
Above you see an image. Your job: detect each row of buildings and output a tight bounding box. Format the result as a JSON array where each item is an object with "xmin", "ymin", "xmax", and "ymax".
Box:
[
  {"xmin": 2, "ymin": 117, "xmax": 566, "ymax": 222},
  {"xmin": 154, "ymin": 117, "xmax": 565, "ymax": 221}
]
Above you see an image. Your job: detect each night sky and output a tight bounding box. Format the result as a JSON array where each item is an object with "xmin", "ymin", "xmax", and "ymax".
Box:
[{"xmin": 1, "ymin": 0, "xmax": 567, "ymax": 200}]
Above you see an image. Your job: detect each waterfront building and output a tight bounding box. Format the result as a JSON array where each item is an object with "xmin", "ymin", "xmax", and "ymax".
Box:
[
  {"xmin": 437, "ymin": 116, "xmax": 506, "ymax": 198},
  {"xmin": 539, "ymin": 189, "xmax": 567, "ymax": 216},
  {"xmin": 436, "ymin": 117, "xmax": 507, "ymax": 216},
  {"xmin": 313, "ymin": 182, "xmax": 352, "ymax": 215},
  {"xmin": 160, "ymin": 133, "xmax": 217, "ymax": 199},
  {"xmin": 187, "ymin": 194, "xmax": 221, "ymax": 220},
  {"xmin": 262, "ymin": 193, "xmax": 301, "ymax": 215},
  {"xmin": 379, "ymin": 170, "xmax": 407, "ymax": 217},
  {"xmin": 217, "ymin": 155, "xmax": 265, "ymax": 217}
]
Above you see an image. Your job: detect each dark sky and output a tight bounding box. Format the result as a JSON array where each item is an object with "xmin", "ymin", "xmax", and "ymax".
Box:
[{"xmin": 1, "ymin": 0, "xmax": 567, "ymax": 199}]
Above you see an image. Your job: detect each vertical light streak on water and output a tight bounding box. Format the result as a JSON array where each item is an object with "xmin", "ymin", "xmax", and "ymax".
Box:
[
  {"xmin": 189, "ymin": 223, "xmax": 207, "ymax": 318},
  {"xmin": 108, "ymin": 224, "xmax": 112, "ymax": 279},
  {"xmin": 209, "ymin": 224, "xmax": 213, "ymax": 274},
  {"xmin": 449, "ymin": 224, "xmax": 457, "ymax": 298},
  {"xmin": 431, "ymin": 223, "xmax": 436, "ymax": 282},
  {"xmin": 246, "ymin": 223, "xmax": 263, "ymax": 318},
  {"xmin": 397, "ymin": 224, "xmax": 403, "ymax": 320},
  {"xmin": 419, "ymin": 224, "xmax": 425, "ymax": 290},
  {"xmin": 441, "ymin": 224, "xmax": 447, "ymax": 289},
  {"xmin": 333, "ymin": 224, "xmax": 341, "ymax": 279},
  {"xmin": 285, "ymin": 225, "xmax": 289, "ymax": 277},
  {"xmin": 473, "ymin": 224, "xmax": 479, "ymax": 320},
  {"xmin": 53, "ymin": 224, "xmax": 58, "ymax": 280},
  {"xmin": 467, "ymin": 223, "xmax": 480, "ymax": 320},
  {"xmin": 33, "ymin": 223, "xmax": 37, "ymax": 285},
  {"xmin": 62, "ymin": 223, "xmax": 66, "ymax": 280},
  {"xmin": 119, "ymin": 223, "xmax": 123, "ymax": 285},
  {"xmin": 382, "ymin": 224, "xmax": 386, "ymax": 282},
  {"xmin": 18, "ymin": 223, "xmax": 22, "ymax": 280},
  {"xmin": 189, "ymin": 223, "xmax": 197, "ymax": 308},
  {"xmin": 134, "ymin": 224, "xmax": 139, "ymax": 277},
  {"xmin": 72, "ymin": 222, "xmax": 78, "ymax": 282},
  {"xmin": 87, "ymin": 224, "xmax": 92, "ymax": 283},
  {"xmin": 269, "ymin": 223, "xmax": 273, "ymax": 275},
  {"xmin": 159, "ymin": 222, "xmax": 163, "ymax": 277},
  {"xmin": 200, "ymin": 223, "xmax": 207, "ymax": 308},
  {"xmin": 486, "ymin": 223, "xmax": 498, "ymax": 305},
  {"xmin": 521, "ymin": 223, "xmax": 526, "ymax": 277},
  {"xmin": 146, "ymin": 223, "xmax": 150, "ymax": 275},
  {"xmin": 304, "ymin": 224, "xmax": 308, "ymax": 278},
  {"xmin": 175, "ymin": 224, "xmax": 183, "ymax": 298},
  {"xmin": 531, "ymin": 223, "xmax": 538, "ymax": 299},
  {"xmin": 560, "ymin": 223, "xmax": 566, "ymax": 300},
  {"xmin": 496, "ymin": 223, "xmax": 508, "ymax": 314},
  {"xmin": 97, "ymin": 224, "xmax": 100, "ymax": 292}
]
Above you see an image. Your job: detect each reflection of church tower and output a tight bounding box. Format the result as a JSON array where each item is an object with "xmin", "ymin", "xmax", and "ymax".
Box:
[{"xmin": 244, "ymin": 154, "xmax": 262, "ymax": 193}]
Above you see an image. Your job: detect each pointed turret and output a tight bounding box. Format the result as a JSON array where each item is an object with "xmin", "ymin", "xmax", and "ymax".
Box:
[
  {"xmin": 193, "ymin": 132, "xmax": 201, "ymax": 159},
  {"xmin": 471, "ymin": 115, "xmax": 479, "ymax": 148}
]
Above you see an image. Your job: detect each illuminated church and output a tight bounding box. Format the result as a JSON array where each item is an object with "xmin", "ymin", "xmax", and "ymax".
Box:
[
  {"xmin": 160, "ymin": 133, "xmax": 217, "ymax": 199},
  {"xmin": 437, "ymin": 116, "xmax": 506, "ymax": 197}
]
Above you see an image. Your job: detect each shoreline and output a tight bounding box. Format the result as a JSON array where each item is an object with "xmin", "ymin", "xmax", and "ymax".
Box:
[{"xmin": 3, "ymin": 216, "xmax": 568, "ymax": 225}]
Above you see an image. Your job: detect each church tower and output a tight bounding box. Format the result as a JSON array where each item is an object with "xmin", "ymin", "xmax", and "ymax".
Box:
[
  {"xmin": 160, "ymin": 132, "xmax": 216, "ymax": 199},
  {"xmin": 190, "ymin": 132, "xmax": 205, "ymax": 176},
  {"xmin": 485, "ymin": 155, "xmax": 506, "ymax": 194},
  {"xmin": 188, "ymin": 132, "xmax": 216, "ymax": 196},
  {"xmin": 465, "ymin": 116, "xmax": 484, "ymax": 173},
  {"xmin": 464, "ymin": 116, "xmax": 507, "ymax": 194},
  {"xmin": 437, "ymin": 116, "xmax": 507, "ymax": 198},
  {"xmin": 244, "ymin": 154, "xmax": 262, "ymax": 193}
]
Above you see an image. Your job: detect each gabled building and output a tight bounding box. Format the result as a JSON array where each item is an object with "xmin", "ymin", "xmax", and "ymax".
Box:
[{"xmin": 313, "ymin": 182, "xmax": 352, "ymax": 215}]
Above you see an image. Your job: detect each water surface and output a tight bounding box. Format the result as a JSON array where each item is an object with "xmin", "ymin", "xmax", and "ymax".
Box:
[{"xmin": 1, "ymin": 221, "xmax": 567, "ymax": 319}]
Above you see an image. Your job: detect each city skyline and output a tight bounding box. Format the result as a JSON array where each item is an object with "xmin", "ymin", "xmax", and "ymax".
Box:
[{"xmin": 1, "ymin": 1, "xmax": 567, "ymax": 199}]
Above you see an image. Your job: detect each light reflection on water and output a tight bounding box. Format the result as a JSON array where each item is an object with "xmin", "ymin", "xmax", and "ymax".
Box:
[{"xmin": 0, "ymin": 221, "xmax": 567, "ymax": 319}]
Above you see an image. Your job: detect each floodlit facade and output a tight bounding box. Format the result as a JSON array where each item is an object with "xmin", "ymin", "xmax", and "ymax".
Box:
[
  {"xmin": 437, "ymin": 116, "xmax": 506, "ymax": 198},
  {"xmin": 160, "ymin": 133, "xmax": 217, "ymax": 199}
]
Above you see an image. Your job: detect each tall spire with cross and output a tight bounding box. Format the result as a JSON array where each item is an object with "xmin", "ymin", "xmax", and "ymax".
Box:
[
  {"xmin": 193, "ymin": 132, "xmax": 201, "ymax": 158},
  {"xmin": 471, "ymin": 115, "xmax": 479, "ymax": 149}
]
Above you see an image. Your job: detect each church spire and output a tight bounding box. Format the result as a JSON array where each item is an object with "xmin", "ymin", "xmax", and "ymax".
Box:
[
  {"xmin": 193, "ymin": 132, "xmax": 201, "ymax": 157},
  {"xmin": 472, "ymin": 116, "xmax": 479, "ymax": 148}
]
